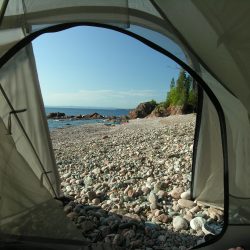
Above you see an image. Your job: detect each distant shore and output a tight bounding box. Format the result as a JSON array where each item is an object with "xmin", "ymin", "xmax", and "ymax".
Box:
[
  {"xmin": 45, "ymin": 107, "xmax": 130, "ymax": 118},
  {"xmin": 46, "ymin": 107, "xmax": 130, "ymax": 130}
]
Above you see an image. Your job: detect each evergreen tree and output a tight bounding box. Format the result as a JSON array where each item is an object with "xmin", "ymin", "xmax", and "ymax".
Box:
[
  {"xmin": 165, "ymin": 69, "xmax": 198, "ymax": 112},
  {"xmin": 175, "ymin": 69, "xmax": 186, "ymax": 105},
  {"xmin": 170, "ymin": 78, "xmax": 175, "ymax": 89}
]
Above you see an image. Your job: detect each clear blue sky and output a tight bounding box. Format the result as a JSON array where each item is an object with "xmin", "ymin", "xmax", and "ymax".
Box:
[{"xmin": 32, "ymin": 26, "xmax": 180, "ymax": 109}]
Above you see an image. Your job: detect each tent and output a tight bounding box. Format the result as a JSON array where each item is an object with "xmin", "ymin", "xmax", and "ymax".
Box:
[{"xmin": 0, "ymin": 0, "xmax": 250, "ymax": 249}]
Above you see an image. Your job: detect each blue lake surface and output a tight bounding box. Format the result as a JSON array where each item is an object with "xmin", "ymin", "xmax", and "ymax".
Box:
[{"xmin": 45, "ymin": 107, "xmax": 130, "ymax": 130}]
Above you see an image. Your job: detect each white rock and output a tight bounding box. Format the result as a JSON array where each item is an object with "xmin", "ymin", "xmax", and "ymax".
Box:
[
  {"xmin": 180, "ymin": 190, "xmax": 191, "ymax": 200},
  {"xmin": 84, "ymin": 176, "xmax": 93, "ymax": 187},
  {"xmin": 147, "ymin": 177, "xmax": 154, "ymax": 184},
  {"xmin": 173, "ymin": 216, "xmax": 188, "ymax": 231},
  {"xmin": 190, "ymin": 217, "xmax": 206, "ymax": 231},
  {"xmin": 63, "ymin": 172, "xmax": 71, "ymax": 178},
  {"xmin": 92, "ymin": 167, "xmax": 100, "ymax": 175},
  {"xmin": 142, "ymin": 186, "xmax": 151, "ymax": 195},
  {"xmin": 61, "ymin": 181, "xmax": 68, "ymax": 187},
  {"xmin": 148, "ymin": 192, "xmax": 157, "ymax": 204},
  {"xmin": 65, "ymin": 185, "xmax": 72, "ymax": 192},
  {"xmin": 157, "ymin": 190, "xmax": 167, "ymax": 198}
]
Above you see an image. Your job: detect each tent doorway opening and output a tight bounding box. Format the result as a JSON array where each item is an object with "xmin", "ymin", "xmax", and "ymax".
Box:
[
  {"xmin": 31, "ymin": 27, "xmax": 223, "ymax": 249},
  {"xmin": 0, "ymin": 24, "xmax": 225, "ymax": 249}
]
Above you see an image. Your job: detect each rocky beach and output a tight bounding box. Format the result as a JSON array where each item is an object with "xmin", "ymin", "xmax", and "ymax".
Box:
[{"xmin": 51, "ymin": 114, "xmax": 224, "ymax": 249}]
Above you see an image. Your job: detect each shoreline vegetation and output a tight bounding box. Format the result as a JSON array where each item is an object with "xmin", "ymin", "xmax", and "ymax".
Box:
[{"xmin": 47, "ymin": 69, "xmax": 198, "ymax": 124}]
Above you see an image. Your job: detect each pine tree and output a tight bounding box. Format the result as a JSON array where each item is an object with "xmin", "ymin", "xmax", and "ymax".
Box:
[
  {"xmin": 170, "ymin": 78, "xmax": 175, "ymax": 89},
  {"xmin": 175, "ymin": 69, "xmax": 186, "ymax": 105},
  {"xmin": 166, "ymin": 69, "xmax": 198, "ymax": 112}
]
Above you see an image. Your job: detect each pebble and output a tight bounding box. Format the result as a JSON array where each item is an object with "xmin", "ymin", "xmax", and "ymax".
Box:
[
  {"xmin": 81, "ymin": 221, "xmax": 96, "ymax": 233},
  {"xmin": 148, "ymin": 192, "xmax": 157, "ymax": 209},
  {"xmin": 65, "ymin": 186, "xmax": 72, "ymax": 192},
  {"xmin": 178, "ymin": 199, "xmax": 195, "ymax": 208},
  {"xmin": 170, "ymin": 187, "xmax": 184, "ymax": 199},
  {"xmin": 92, "ymin": 198, "xmax": 101, "ymax": 205},
  {"xmin": 180, "ymin": 191, "xmax": 191, "ymax": 200},
  {"xmin": 99, "ymin": 225, "xmax": 110, "ymax": 237},
  {"xmin": 123, "ymin": 213, "xmax": 141, "ymax": 222},
  {"xmin": 190, "ymin": 217, "xmax": 206, "ymax": 231},
  {"xmin": 173, "ymin": 216, "xmax": 188, "ymax": 231},
  {"xmin": 84, "ymin": 176, "xmax": 93, "ymax": 187},
  {"xmin": 189, "ymin": 206, "xmax": 200, "ymax": 214},
  {"xmin": 134, "ymin": 205, "xmax": 141, "ymax": 213},
  {"xmin": 157, "ymin": 214, "xmax": 168, "ymax": 223},
  {"xmin": 207, "ymin": 207, "xmax": 224, "ymax": 220},
  {"xmin": 112, "ymin": 234, "xmax": 124, "ymax": 246},
  {"xmin": 92, "ymin": 167, "xmax": 100, "ymax": 175},
  {"xmin": 142, "ymin": 186, "xmax": 151, "ymax": 195},
  {"xmin": 63, "ymin": 204, "xmax": 72, "ymax": 214},
  {"xmin": 51, "ymin": 115, "xmax": 223, "ymax": 249},
  {"xmin": 87, "ymin": 191, "xmax": 96, "ymax": 201},
  {"xmin": 157, "ymin": 234, "xmax": 167, "ymax": 242},
  {"xmin": 157, "ymin": 190, "xmax": 167, "ymax": 198}
]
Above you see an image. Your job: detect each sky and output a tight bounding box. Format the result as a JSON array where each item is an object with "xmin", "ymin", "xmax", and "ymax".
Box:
[{"xmin": 32, "ymin": 26, "xmax": 181, "ymax": 109}]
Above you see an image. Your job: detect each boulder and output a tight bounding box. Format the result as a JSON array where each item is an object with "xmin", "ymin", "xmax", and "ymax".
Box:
[
  {"xmin": 83, "ymin": 113, "xmax": 105, "ymax": 119},
  {"xmin": 148, "ymin": 105, "xmax": 168, "ymax": 117},
  {"xmin": 47, "ymin": 112, "xmax": 65, "ymax": 119},
  {"xmin": 129, "ymin": 101, "xmax": 157, "ymax": 119},
  {"xmin": 90, "ymin": 112, "xmax": 105, "ymax": 119},
  {"xmin": 166, "ymin": 105, "xmax": 183, "ymax": 115}
]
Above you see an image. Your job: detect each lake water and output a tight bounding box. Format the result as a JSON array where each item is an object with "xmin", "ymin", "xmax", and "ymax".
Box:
[{"xmin": 45, "ymin": 107, "xmax": 130, "ymax": 130}]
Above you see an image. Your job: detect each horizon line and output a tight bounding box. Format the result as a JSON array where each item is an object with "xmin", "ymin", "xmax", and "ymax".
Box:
[{"xmin": 44, "ymin": 105, "xmax": 133, "ymax": 110}]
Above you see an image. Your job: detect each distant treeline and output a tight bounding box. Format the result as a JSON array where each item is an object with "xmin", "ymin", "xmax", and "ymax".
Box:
[{"xmin": 151, "ymin": 69, "xmax": 198, "ymax": 114}]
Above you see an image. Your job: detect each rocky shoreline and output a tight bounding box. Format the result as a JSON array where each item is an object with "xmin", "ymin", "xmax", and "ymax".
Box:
[
  {"xmin": 51, "ymin": 114, "xmax": 224, "ymax": 249},
  {"xmin": 47, "ymin": 112, "xmax": 128, "ymax": 123}
]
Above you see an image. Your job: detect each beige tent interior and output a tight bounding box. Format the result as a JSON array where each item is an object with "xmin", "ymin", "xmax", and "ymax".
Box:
[{"xmin": 0, "ymin": 0, "xmax": 250, "ymax": 249}]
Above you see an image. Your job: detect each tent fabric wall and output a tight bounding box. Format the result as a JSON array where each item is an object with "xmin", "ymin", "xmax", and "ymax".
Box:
[
  {"xmin": 0, "ymin": 117, "xmax": 51, "ymax": 221},
  {"xmin": 0, "ymin": 44, "xmax": 60, "ymax": 198},
  {"xmin": 192, "ymin": 92, "xmax": 224, "ymax": 207},
  {"xmin": 200, "ymin": 69, "xmax": 250, "ymax": 224}
]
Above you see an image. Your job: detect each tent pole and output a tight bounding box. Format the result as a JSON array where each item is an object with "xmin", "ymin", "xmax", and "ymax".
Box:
[{"xmin": 0, "ymin": 0, "xmax": 9, "ymax": 25}]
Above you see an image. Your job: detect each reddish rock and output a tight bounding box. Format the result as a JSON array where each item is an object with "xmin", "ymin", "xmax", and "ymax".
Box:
[
  {"xmin": 166, "ymin": 105, "xmax": 183, "ymax": 115},
  {"xmin": 170, "ymin": 187, "xmax": 184, "ymax": 199},
  {"xmin": 157, "ymin": 214, "xmax": 169, "ymax": 223},
  {"xmin": 129, "ymin": 101, "xmax": 157, "ymax": 119}
]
